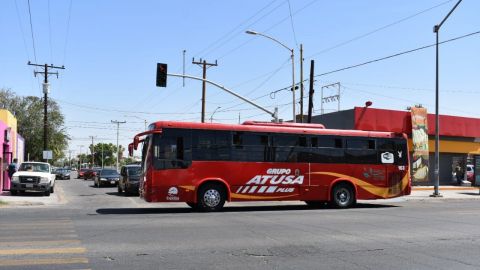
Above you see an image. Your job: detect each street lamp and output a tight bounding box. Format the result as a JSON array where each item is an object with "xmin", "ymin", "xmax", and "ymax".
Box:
[
  {"xmin": 246, "ymin": 30, "xmax": 296, "ymax": 122},
  {"xmin": 210, "ymin": 107, "xmax": 221, "ymax": 123},
  {"xmin": 431, "ymin": 0, "xmax": 462, "ymax": 197}
]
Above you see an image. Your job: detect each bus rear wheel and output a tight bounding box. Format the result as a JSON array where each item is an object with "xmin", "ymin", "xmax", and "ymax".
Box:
[
  {"xmin": 331, "ymin": 183, "xmax": 355, "ymax": 208},
  {"xmin": 197, "ymin": 183, "xmax": 226, "ymax": 212}
]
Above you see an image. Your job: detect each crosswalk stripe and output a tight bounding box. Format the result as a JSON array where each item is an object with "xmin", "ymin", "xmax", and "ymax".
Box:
[
  {"xmin": 0, "ymin": 234, "xmax": 78, "ymax": 240},
  {"xmin": 0, "ymin": 239, "xmax": 81, "ymax": 246},
  {"xmin": 0, "ymin": 247, "xmax": 86, "ymax": 255},
  {"xmin": 0, "ymin": 257, "xmax": 89, "ymax": 266},
  {"xmin": 0, "ymin": 222, "xmax": 72, "ymax": 226}
]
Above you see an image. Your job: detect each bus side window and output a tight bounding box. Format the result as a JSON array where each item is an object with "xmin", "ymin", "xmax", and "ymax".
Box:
[
  {"xmin": 232, "ymin": 132, "xmax": 270, "ymax": 162},
  {"xmin": 272, "ymin": 134, "xmax": 299, "ymax": 162},
  {"xmin": 345, "ymin": 138, "xmax": 377, "ymax": 164},
  {"xmin": 192, "ymin": 130, "xmax": 231, "ymax": 161}
]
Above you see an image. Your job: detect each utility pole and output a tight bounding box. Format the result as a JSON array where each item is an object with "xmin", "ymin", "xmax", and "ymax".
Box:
[
  {"xmin": 111, "ymin": 120, "xmax": 126, "ymax": 171},
  {"xmin": 307, "ymin": 60, "xmax": 315, "ymax": 123},
  {"xmin": 28, "ymin": 62, "xmax": 65, "ymax": 158},
  {"xmin": 68, "ymin": 150, "xmax": 73, "ymax": 168},
  {"xmin": 183, "ymin": 50, "xmax": 186, "ymax": 87},
  {"xmin": 192, "ymin": 58, "xmax": 218, "ymax": 123},
  {"xmin": 89, "ymin": 136, "xmax": 96, "ymax": 168},
  {"xmin": 299, "ymin": 44, "xmax": 304, "ymax": 123}
]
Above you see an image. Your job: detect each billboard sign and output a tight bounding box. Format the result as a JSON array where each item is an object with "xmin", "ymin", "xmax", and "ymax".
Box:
[{"xmin": 411, "ymin": 107, "xmax": 429, "ymax": 184}]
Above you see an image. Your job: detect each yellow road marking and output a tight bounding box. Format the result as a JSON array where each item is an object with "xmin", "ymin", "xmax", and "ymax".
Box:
[
  {"xmin": 0, "ymin": 257, "xmax": 88, "ymax": 266},
  {"xmin": 0, "ymin": 247, "xmax": 86, "ymax": 255},
  {"xmin": 0, "ymin": 234, "xmax": 78, "ymax": 240},
  {"xmin": 0, "ymin": 239, "xmax": 81, "ymax": 246}
]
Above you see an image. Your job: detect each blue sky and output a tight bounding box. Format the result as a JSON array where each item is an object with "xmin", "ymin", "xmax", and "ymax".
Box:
[{"xmin": 1, "ymin": 0, "xmax": 479, "ymax": 159}]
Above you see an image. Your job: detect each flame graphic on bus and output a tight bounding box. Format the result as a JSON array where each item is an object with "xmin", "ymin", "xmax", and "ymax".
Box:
[{"xmin": 309, "ymin": 171, "xmax": 409, "ymax": 198}]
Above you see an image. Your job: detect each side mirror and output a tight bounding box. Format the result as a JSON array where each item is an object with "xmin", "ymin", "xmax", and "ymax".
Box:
[
  {"xmin": 128, "ymin": 143, "xmax": 134, "ymax": 157},
  {"xmin": 133, "ymin": 136, "xmax": 140, "ymax": 150}
]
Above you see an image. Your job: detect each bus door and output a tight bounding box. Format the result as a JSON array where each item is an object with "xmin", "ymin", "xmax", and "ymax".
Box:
[{"xmin": 377, "ymin": 138, "xmax": 408, "ymax": 197}]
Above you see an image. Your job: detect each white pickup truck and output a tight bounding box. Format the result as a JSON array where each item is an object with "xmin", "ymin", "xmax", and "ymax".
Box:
[{"xmin": 10, "ymin": 162, "xmax": 56, "ymax": 196}]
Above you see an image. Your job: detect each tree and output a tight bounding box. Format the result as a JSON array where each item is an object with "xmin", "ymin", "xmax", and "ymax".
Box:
[
  {"xmin": 87, "ymin": 143, "xmax": 118, "ymax": 167},
  {"xmin": 1, "ymin": 88, "xmax": 69, "ymax": 162}
]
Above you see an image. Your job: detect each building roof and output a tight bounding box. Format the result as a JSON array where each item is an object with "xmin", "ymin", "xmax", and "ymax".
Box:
[{"xmin": 352, "ymin": 107, "xmax": 480, "ymax": 138}]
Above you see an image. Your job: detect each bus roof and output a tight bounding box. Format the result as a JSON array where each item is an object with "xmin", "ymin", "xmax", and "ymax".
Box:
[{"xmin": 149, "ymin": 121, "xmax": 403, "ymax": 139}]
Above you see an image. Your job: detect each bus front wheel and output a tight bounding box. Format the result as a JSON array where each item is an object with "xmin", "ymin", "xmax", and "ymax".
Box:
[
  {"xmin": 331, "ymin": 183, "xmax": 356, "ymax": 208},
  {"xmin": 197, "ymin": 183, "xmax": 226, "ymax": 212}
]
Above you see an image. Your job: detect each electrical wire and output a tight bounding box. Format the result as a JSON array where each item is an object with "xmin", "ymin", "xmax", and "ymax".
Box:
[
  {"xmin": 48, "ymin": 0, "xmax": 53, "ymax": 63},
  {"xmin": 217, "ymin": 0, "xmax": 317, "ymax": 61},
  {"xmin": 193, "ymin": 0, "xmax": 281, "ymax": 58},
  {"xmin": 315, "ymin": 30, "xmax": 480, "ymax": 78},
  {"xmin": 27, "ymin": 0, "xmax": 37, "ymax": 63},
  {"xmin": 62, "ymin": 0, "xmax": 73, "ymax": 65},
  {"xmin": 308, "ymin": 0, "xmax": 455, "ymax": 58},
  {"xmin": 287, "ymin": 0, "xmax": 299, "ymax": 49}
]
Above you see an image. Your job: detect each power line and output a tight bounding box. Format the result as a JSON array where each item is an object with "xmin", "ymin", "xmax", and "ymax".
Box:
[
  {"xmin": 315, "ymin": 30, "xmax": 480, "ymax": 78},
  {"xmin": 308, "ymin": 0, "xmax": 455, "ymax": 58},
  {"xmin": 27, "ymin": 0, "xmax": 37, "ymax": 63},
  {"xmin": 62, "ymin": 0, "xmax": 73, "ymax": 65},
  {"xmin": 217, "ymin": 0, "xmax": 317, "ymax": 61},
  {"xmin": 193, "ymin": 0, "xmax": 281, "ymax": 58},
  {"xmin": 48, "ymin": 0, "xmax": 53, "ymax": 63},
  {"xmin": 287, "ymin": 0, "xmax": 299, "ymax": 48}
]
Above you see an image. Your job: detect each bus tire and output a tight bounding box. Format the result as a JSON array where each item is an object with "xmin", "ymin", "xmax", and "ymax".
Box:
[
  {"xmin": 197, "ymin": 183, "xmax": 226, "ymax": 212},
  {"xmin": 331, "ymin": 183, "xmax": 355, "ymax": 208}
]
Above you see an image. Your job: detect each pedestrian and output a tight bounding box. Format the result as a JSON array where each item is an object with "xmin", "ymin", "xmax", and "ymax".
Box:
[
  {"xmin": 455, "ymin": 163, "xmax": 464, "ymax": 185},
  {"xmin": 8, "ymin": 158, "xmax": 18, "ymax": 178}
]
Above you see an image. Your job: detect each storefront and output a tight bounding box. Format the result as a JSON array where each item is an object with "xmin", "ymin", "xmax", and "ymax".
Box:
[
  {"xmin": 0, "ymin": 109, "xmax": 20, "ymax": 193},
  {"xmin": 311, "ymin": 106, "xmax": 480, "ymax": 185}
]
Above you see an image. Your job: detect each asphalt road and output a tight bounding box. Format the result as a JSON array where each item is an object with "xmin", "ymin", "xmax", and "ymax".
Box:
[{"xmin": 1, "ymin": 173, "xmax": 480, "ymax": 270}]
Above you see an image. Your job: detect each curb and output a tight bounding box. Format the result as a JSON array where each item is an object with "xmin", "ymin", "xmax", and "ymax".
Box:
[{"xmin": 413, "ymin": 187, "xmax": 479, "ymax": 191}]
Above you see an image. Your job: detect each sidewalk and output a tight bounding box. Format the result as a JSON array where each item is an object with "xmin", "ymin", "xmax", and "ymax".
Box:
[
  {"xmin": 1, "ymin": 185, "xmax": 479, "ymax": 208},
  {"xmin": 0, "ymin": 185, "xmax": 67, "ymax": 207},
  {"xmin": 407, "ymin": 185, "xmax": 480, "ymax": 200}
]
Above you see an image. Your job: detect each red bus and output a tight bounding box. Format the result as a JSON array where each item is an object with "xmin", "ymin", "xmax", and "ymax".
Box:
[{"xmin": 129, "ymin": 121, "xmax": 411, "ymax": 211}]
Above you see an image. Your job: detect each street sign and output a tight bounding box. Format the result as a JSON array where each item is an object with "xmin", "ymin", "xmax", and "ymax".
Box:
[{"xmin": 43, "ymin": 150, "xmax": 53, "ymax": 160}]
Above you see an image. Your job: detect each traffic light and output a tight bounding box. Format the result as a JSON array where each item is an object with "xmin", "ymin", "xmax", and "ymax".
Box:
[{"xmin": 156, "ymin": 63, "xmax": 167, "ymax": 87}]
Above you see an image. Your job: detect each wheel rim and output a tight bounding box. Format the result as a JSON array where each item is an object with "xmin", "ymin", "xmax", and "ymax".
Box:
[
  {"xmin": 203, "ymin": 189, "xmax": 221, "ymax": 208},
  {"xmin": 335, "ymin": 188, "xmax": 350, "ymax": 206}
]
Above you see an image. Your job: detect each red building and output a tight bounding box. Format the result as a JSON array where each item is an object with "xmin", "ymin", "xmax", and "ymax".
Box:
[{"xmin": 311, "ymin": 107, "xmax": 480, "ymax": 185}]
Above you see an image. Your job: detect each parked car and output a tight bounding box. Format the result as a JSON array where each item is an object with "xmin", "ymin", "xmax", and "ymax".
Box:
[
  {"xmin": 118, "ymin": 164, "xmax": 141, "ymax": 195},
  {"xmin": 94, "ymin": 168, "xmax": 120, "ymax": 187},
  {"xmin": 55, "ymin": 168, "xmax": 71, "ymax": 180},
  {"xmin": 466, "ymin": 164, "xmax": 474, "ymax": 182},
  {"xmin": 77, "ymin": 168, "xmax": 89, "ymax": 179},
  {"xmin": 10, "ymin": 162, "xmax": 56, "ymax": 196}
]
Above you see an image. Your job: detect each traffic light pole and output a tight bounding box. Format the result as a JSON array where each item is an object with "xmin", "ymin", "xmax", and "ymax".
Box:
[{"xmin": 168, "ymin": 73, "xmax": 278, "ymax": 122}]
